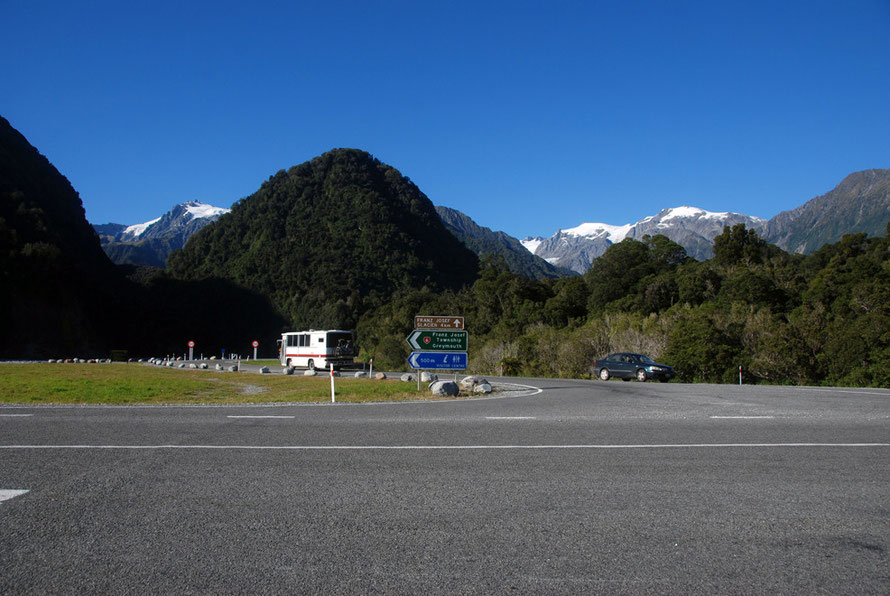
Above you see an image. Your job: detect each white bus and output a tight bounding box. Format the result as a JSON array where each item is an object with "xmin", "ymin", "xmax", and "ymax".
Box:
[{"xmin": 278, "ymin": 330, "xmax": 356, "ymax": 370}]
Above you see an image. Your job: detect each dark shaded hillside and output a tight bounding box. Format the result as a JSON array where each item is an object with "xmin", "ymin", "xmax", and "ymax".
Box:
[
  {"xmin": 435, "ymin": 206, "xmax": 575, "ymax": 279},
  {"xmin": 168, "ymin": 149, "xmax": 480, "ymax": 329},
  {"xmin": 0, "ymin": 116, "xmax": 287, "ymax": 358},
  {"xmin": 763, "ymin": 169, "xmax": 890, "ymax": 254},
  {"xmin": 101, "ymin": 239, "xmax": 173, "ymax": 268},
  {"xmin": 117, "ymin": 266, "xmax": 288, "ymax": 357},
  {"xmin": 0, "ymin": 115, "xmax": 128, "ymax": 357}
]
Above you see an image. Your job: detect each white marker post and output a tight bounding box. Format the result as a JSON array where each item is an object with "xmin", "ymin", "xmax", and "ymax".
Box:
[{"xmin": 330, "ymin": 362, "xmax": 336, "ymax": 403}]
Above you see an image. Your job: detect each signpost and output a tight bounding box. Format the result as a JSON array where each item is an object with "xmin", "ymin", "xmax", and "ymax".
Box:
[
  {"xmin": 407, "ymin": 315, "xmax": 468, "ymax": 390},
  {"xmin": 414, "ymin": 316, "xmax": 464, "ymax": 330},
  {"xmin": 188, "ymin": 340, "xmax": 195, "ymax": 361},
  {"xmin": 252, "ymin": 340, "xmax": 259, "ymax": 361},
  {"xmin": 405, "ymin": 330, "xmax": 468, "ymax": 352},
  {"xmin": 408, "ymin": 352, "xmax": 468, "ymax": 370}
]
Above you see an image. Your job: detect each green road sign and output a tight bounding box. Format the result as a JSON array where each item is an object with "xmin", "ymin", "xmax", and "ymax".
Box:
[{"xmin": 406, "ymin": 330, "xmax": 468, "ymax": 352}]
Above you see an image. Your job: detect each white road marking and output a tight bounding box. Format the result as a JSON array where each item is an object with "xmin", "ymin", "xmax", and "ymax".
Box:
[
  {"xmin": 227, "ymin": 416, "xmax": 295, "ymax": 419},
  {"xmin": 0, "ymin": 489, "xmax": 29, "ymax": 503},
  {"xmin": 710, "ymin": 416, "xmax": 776, "ymax": 419},
  {"xmin": 0, "ymin": 414, "xmax": 33, "ymax": 417},
  {"xmin": 486, "ymin": 416, "xmax": 537, "ymax": 420},
  {"xmin": 785, "ymin": 387, "xmax": 890, "ymax": 396},
  {"xmin": 0, "ymin": 443, "xmax": 886, "ymax": 451}
]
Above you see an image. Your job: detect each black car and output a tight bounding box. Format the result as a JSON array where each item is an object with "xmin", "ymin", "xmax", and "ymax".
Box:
[{"xmin": 593, "ymin": 352, "xmax": 675, "ymax": 382}]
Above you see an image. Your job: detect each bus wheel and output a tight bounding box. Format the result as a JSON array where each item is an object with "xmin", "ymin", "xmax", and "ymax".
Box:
[
  {"xmin": 308, "ymin": 359, "xmax": 315, "ymax": 371},
  {"xmin": 286, "ymin": 358, "xmax": 292, "ymax": 367}
]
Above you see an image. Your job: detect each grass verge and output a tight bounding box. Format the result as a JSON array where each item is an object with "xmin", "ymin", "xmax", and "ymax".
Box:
[{"xmin": 0, "ymin": 363, "xmax": 446, "ymax": 405}]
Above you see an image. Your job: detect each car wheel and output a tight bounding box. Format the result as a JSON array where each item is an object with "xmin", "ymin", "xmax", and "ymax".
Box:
[
  {"xmin": 636, "ymin": 369, "xmax": 647, "ymax": 382},
  {"xmin": 599, "ymin": 368, "xmax": 610, "ymax": 381},
  {"xmin": 308, "ymin": 359, "xmax": 315, "ymax": 371}
]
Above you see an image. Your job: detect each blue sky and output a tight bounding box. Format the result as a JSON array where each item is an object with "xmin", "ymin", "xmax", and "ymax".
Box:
[{"xmin": 3, "ymin": 0, "xmax": 889, "ymax": 239}]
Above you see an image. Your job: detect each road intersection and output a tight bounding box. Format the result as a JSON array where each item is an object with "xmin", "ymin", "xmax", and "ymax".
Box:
[{"xmin": 2, "ymin": 379, "xmax": 888, "ymax": 593}]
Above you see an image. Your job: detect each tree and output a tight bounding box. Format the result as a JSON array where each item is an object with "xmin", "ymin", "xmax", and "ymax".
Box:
[
  {"xmin": 712, "ymin": 224, "xmax": 769, "ymax": 266},
  {"xmin": 662, "ymin": 308, "xmax": 740, "ymax": 382}
]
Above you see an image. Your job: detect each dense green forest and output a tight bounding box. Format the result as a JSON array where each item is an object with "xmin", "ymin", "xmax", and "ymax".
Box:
[
  {"xmin": 3, "ymin": 114, "xmax": 889, "ymax": 385},
  {"xmin": 357, "ymin": 224, "xmax": 890, "ymax": 387}
]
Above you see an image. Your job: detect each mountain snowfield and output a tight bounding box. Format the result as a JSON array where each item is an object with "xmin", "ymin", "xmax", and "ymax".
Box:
[
  {"xmin": 522, "ymin": 206, "xmax": 767, "ymax": 272},
  {"xmin": 119, "ymin": 202, "xmax": 230, "ymax": 241},
  {"xmin": 93, "ymin": 201, "xmax": 231, "ymax": 267},
  {"xmin": 121, "ymin": 217, "xmax": 161, "ymax": 239}
]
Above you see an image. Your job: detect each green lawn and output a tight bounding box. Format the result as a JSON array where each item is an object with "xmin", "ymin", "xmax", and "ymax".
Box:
[{"xmin": 0, "ymin": 363, "xmax": 444, "ymax": 404}]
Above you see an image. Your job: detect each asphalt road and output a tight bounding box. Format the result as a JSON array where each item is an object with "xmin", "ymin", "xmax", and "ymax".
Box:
[{"xmin": 1, "ymin": 379, "xmax": 888, "ymax": 594}]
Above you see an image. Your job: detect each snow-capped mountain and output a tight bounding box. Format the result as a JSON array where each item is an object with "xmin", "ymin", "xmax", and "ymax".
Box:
[
  {"xmin": 522, "ymin": 207, "xmax": 766, "ymax": 273},
  {"xmin": 93, "ymin": 201, "xmax": 230, "ymax": 267}
]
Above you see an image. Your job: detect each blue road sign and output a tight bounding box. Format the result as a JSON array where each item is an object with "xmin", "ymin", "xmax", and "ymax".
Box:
[{"xmin": 407, "ymin": 351, "xmax": 468, "ymax": 370}]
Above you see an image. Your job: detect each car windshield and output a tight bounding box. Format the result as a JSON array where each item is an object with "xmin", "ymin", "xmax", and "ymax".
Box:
[{"xmin": 637, "ymin": 354, "xmax": 655, "ymax": 364}]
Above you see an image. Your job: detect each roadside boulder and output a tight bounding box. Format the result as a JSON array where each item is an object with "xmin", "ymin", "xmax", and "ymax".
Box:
[
  {"xmin": 227, "ymin": 365, "xmax": 238, "ymax": 372},
  {"xmin": 460, "ymin": 376, "xmax": 488, "ymax": 390},
  {"xmin": 375, "ymin": 372, "xmax": 387, "ymax": 380},
  {"xmin": 354, "ymin": 371, "xmax": 367, "ymax": 378},
  {"xmin": 430, "ymin": 381, "xmax": 459, "ymax": 397},
  {"xmin": 474, "ymin": 383, "xmax": 493, "ymax": 394},
  {"xmin": 303, "ymin": 369, "xmax": 316, "ymax": 377},
  {"xmin": 284, "ymin": 366, "xmax": 295, "ymax": 375},
  {"xmin": 421, "ymin": 372, "xmax": 438, "ymax": 383},
  {"xmin": 400, "ymin": 373, "xmax": 415, "ymax": 382},
  {"xmin": 259, "ymin": 366, "xmax": 270, "ymax": 374}
]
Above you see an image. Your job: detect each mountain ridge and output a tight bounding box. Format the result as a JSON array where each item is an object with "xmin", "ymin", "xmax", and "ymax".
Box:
[
  {"xmin": 94, "ymin": 201, "xmax": 230, "ymax": 267},
  {"xmin": 435, "ymin": 205, "xmax": 575, "ymax": 278},
  {"xmin": 762, "ymin": 168, "xmax": 890, "ymax": 254},
  {"xmin": 523, "ymin": 206, "xmax": 767, "ymax": 272},
  {"xmin": 90, "ymin": 167, "xmax": 888, "ymax": 278},
  {"xmin": 521, "ymin": 170, "xmax": 889, "ymax": 272}
]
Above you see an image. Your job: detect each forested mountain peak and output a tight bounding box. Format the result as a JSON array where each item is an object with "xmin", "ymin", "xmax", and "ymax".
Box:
[
  {"xmin": 167, "ymin": 148, "xmax": 480, "ymax": 329},
  {"xmin": 0, "ymin": 116, "xmax": 110, "ymax": 272}
]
